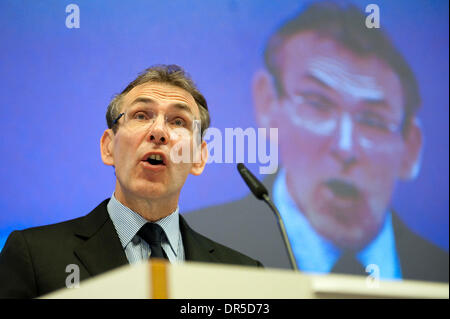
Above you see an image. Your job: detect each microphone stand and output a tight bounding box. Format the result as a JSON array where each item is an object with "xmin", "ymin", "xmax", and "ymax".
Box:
[
  {"xmin": 261, "ymin": 193, "xmax": 299, "ymax": 272},
  {"xmin": 237, "ymin": 162, "xmax": 298, "ymax": 271}
]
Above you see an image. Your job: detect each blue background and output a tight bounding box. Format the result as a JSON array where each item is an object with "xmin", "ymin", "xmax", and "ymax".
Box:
[{"xmin": 0, "ymin": 0, "xmax": 448, "ymax": 253}]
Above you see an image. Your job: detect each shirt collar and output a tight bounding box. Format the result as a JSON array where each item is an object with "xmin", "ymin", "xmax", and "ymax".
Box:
[
  {"xmin": 107, "ymin": 193, "xmax": 182, "ymax": 257},
  {"xmin": 273, "ymin": 169, "xmax": 401, "ymax": 279}
]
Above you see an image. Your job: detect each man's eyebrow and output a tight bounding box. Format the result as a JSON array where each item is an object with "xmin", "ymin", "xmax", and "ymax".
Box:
[
  {"xmin": 170, "ymin": 102, "xmax": 194, "ymax": 115},
  {"xmin": 130, "ymin": 97, "xmax": 194, "ymax": 115},
  {"xmin": 362, "ymin": 98, "xmax": 390, "ymax": 109},
  {"xmin": 130, "ymin": 97, "xmax": 156, "ymax": 106},
  {"xmin": 305, "ymin": 73, "xmax": 332, "ymax": 90},
  {"xmin": 305, "ymin": 73, "xmax": 389, "ymax": 108}
]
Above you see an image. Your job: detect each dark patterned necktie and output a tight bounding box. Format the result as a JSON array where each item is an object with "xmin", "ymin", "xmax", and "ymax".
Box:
[
  {"xmin": 137, "ymin": 223, "xmax": 168, "ymax": 260},
  {"xmin": 330, "ymin": 252, "xmax": 366, "ymax": 276}
]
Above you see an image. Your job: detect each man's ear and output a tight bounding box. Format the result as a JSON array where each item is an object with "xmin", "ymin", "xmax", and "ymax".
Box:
[
  {"xmin": 252, "ymin": 69, "xmax": 280, "ymax": 129},
  {"xmin": 190, "ymin": 140, "xmax": 208, "ymax": 176},
  {"xmin": 100, "ymin": 129, "xmax": 115, "ymax": 166},
  {"xmin": 400, "ymin": 118, "xmax": 423, "ymax": 180}
]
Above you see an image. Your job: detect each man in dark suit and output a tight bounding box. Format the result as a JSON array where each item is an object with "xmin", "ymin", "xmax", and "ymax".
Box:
[
  {"xmin": 0, "ymin": 65, "xmax": 262, "ymax": 298},
  {"xmin": 185, "ymin": 3, "xmax": 448, "ymax": 282}
]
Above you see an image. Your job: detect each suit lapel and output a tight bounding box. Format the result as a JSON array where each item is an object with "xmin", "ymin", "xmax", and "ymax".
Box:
[
  {"xmin": 391, "ymin": 210, "xmax": 427, "ymax": 280},
  {"xmin": 179, "ymin": 215, "xmax": 220, "ymax": 263},
  {"xmin": 73, "ymin": 199, "xmax": 128, "ymax": 276},
  {"xmin": 72, "ymin": 201, "xmax": 221, "ymax": 275}
]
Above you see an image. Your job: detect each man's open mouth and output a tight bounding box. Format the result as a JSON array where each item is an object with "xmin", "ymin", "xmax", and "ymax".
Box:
[
  {"xmin": 325, "ymin": 179, "xmax": 361, "ymax": 200},
  {"xmin": 144, "ymin": 154, "xmax": 166, "ymax": 166}
]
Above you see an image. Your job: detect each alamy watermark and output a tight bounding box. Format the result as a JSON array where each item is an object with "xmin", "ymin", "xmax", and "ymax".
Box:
[
  {"xmin": 365, "ymin": 264, "xmax": 380, "ymax": 288},
  {"xmin": 65, "ymin": 264, "xmax": 80, "ymax": 288},
  {"xmin": 365, "ymin": 4, "xmax": 380, "ymax": 29},
  {"xmin": 65, "ymin": 4, "xmax": 80, "ymax": 29},
  {"xmin": 169, "ymin": 120, "xmax": 279, "ymax": 174}
]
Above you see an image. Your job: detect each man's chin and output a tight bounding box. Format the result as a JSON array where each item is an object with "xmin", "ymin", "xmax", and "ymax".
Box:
[
  {"xmin": 131, "ymin": 181, "xmax": 169, "ymax": 200},
  {"xmin": 307, "ymin": 209, "xmax": 381, "ymax": 251},
  {"xmin": 324, "ymin": 229, "xmax": 377, "ymax": 251},
  {"xmin": 137, "ymin": 188, "xmax": 168, "ymax": 200},
  {"xmin": 305, "ymin": 182, "xmax": 383, "ymax": 250}
]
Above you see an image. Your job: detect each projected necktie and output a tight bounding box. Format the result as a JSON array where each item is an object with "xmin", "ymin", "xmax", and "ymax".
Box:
[
  {"xmin": 330, "ymin": 252, "xmax": 366, "ymax": 276},
  {"xmin": 138, "ymin": 223, "xmax": 168, "ymax": 260}
]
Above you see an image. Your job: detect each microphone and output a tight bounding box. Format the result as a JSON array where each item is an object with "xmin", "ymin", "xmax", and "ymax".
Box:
[{"xmin": 237, "ymin": 163, "xmax": 299, "ymax": 271}]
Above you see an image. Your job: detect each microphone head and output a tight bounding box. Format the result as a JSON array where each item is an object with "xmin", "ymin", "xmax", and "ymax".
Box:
[{"xmin": 237, "ymin": 163, "xmax": 268, "ymax": 200}]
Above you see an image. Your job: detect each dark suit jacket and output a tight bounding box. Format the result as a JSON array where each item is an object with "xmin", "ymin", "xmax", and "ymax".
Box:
[
  {"xmin": 0, "ymin": 199, "xmax": 263, "ymax": 298},
  {"xmin": 184, "ymin": 173, "xmax": 449, "ymax": 283}
]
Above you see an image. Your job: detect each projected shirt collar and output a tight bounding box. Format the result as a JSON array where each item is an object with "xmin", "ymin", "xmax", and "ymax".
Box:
[{"xmin": 273, "ymin": 169, "xmax": 402, "ymax": 280}]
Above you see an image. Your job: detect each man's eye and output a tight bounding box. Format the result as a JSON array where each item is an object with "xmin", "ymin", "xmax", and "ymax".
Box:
[
  {"xmin": 172, "ymin": 118, "xmax": 186, "ymax": 127},
  {"xmin": 133, "ymin": 112, "xmax": 149, "ymax": 120},
  {"xmin": 358, "ymin": 113, "xmax": 392, "ymax": 131},
  {"xmin": 301, "ymin": 94, "xmax": 334, "ymax": 112},
  {"xmin": 306, "ymin": 100, "xmax": 332, "ymax": 111}
]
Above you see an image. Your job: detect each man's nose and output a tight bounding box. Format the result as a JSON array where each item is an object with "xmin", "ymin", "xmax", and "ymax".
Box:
[
  {"xmin": 331, "ymin": 113, "xmax": 358, "ymax": 170},
  {"xmin": 148, "ymin": 115, "xmax": 169, "ymax": 145}
]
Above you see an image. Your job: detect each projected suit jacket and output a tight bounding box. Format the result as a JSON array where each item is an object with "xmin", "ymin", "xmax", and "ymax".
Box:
[
  {"xmin": 185, "ymin": 173, "xmax": 449, "ymax": 283},
  {"xmin": 0, "ymin": 199, "xmax": 263, "ymax": 298}
]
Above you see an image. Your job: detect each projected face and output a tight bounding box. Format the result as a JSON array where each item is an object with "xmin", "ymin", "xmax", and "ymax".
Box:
[
  {"xmin": 253, "ymin": 32, "xmax": 422, "ymax": 250},
  {"xmin": 100, "ymin": 82, "xmax": 207, "ymax": 209}
]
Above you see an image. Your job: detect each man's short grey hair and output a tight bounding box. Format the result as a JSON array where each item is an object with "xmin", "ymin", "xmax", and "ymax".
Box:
[{"xmin": 106, "ymin": 64, "xmax": 210, "ymax": 138}]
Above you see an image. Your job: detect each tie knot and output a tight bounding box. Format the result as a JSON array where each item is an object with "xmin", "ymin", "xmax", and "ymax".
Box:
[{"xmin": 138, "ymin": 223, "xmax": 165, "ymax": 245}]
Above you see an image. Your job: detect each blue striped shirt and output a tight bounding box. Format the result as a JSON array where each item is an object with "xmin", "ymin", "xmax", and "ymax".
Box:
[{"xmin": 107, "ymin": 194, "xmax": 185, "ymax": 264}]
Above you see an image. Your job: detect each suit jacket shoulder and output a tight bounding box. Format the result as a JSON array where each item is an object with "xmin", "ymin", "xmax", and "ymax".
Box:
[
  {"xmin": 180, "ymin": 215, "xmax": 263, "ymax": 267},
  {"xmin": 0, "ymin": 199, "xmax": 127, "ymax": 298},
  {"xmin": 184, "ymin": 193, "xmax": 293, "ymax": 270},
  {"xmin": 392, "ymin": 213, "xmax": 449, "ymax": 282}
]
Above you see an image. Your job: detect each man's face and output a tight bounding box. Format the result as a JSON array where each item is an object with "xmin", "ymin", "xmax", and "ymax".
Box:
[
  {"xmin": 255, "ymin": 32, "xmax": 421, "ymax": 250},
  {"xmin": 101, "ymin": 82, "xmax": 207, "ymax": 206}
]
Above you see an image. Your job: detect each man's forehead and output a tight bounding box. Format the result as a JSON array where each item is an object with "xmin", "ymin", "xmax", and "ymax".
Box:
[
  {"xmin": 278, "ymin": 31, "xmax": 403, "ymax": 107},
  {"xmin": 280, "ymin": 32, "xmax": 393, "ymax": 79},
  {"xmin": 122, "ymin": 82, "xmax": 198, "ymax": 113}
]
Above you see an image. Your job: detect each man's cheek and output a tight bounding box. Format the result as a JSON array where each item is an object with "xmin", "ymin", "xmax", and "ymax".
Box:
[
  {"xmin": 282, "ymin": 138, "xmax": 326, "ymax": 191},
  {"xmin": 363, "ymin": 147, "xmax": 403, "ymax": 182},
  {"xmin": 359, "ymin": 135, "xmax": 405, "ymax": 163},
  {"xmin": 169, "ymin": 137, "xmax": 194, "ymax": 164},
  {"xmin": 282, "ymin": 131, "xmax": 327, "ymax": 165},
  {"xmin": 359, "ymin": 156, "xmax": 399, "ymax": 215}
]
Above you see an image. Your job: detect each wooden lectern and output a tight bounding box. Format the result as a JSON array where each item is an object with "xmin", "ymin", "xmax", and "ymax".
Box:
[{"xmin": 41, "ymin": 260, "xmax": 449, "ymax": 299}]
